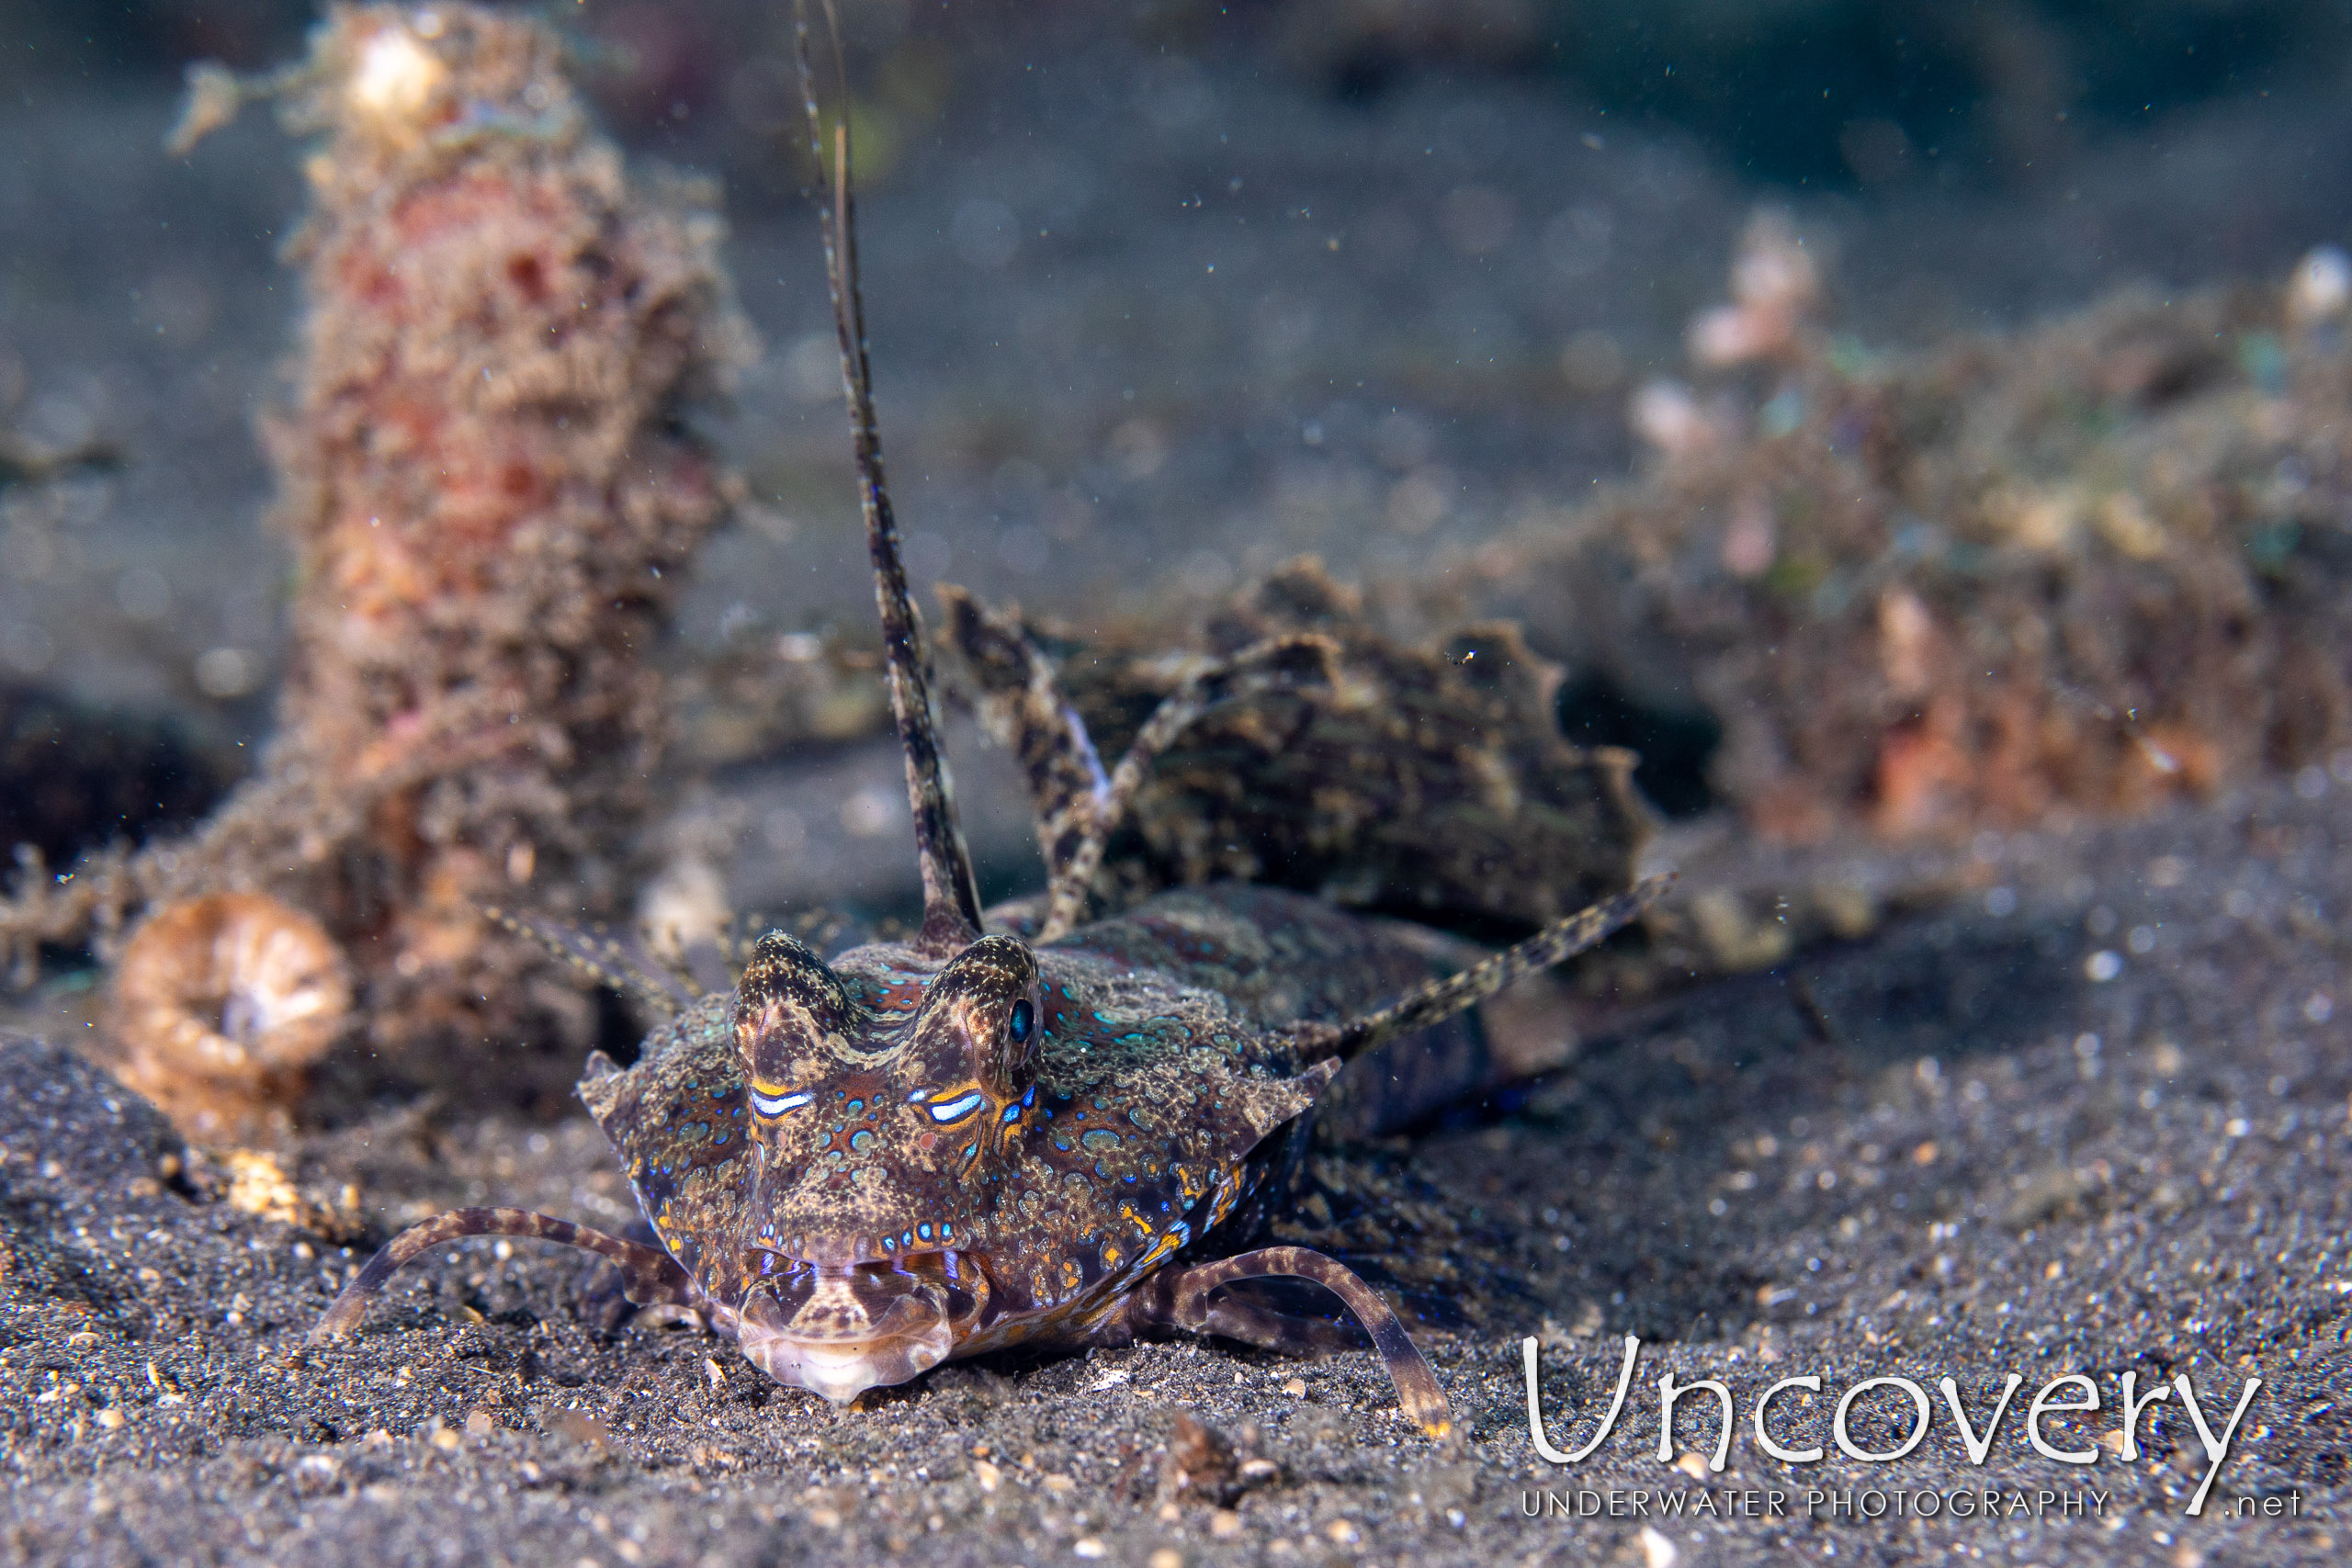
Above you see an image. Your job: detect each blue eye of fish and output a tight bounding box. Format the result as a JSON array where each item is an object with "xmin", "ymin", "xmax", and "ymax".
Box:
[
  {"xmin": 750, "ymin": 1088, "xmax": 811, "ymax": 1117},
  {"xmin": 1008, "ymin": 999, "xmax": 1034, "ymax": 1044},
  {"xmin": 926, "ymin": 1090, "xmax": 986, "ymax": 1123}
]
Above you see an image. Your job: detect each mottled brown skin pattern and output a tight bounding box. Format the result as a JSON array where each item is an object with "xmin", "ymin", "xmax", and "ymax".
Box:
[
  {"xmin": 311, "ymin": 7, "xmax": 1670, "ymax": 1437},
  {"xmin": 455, "ymin": 876, "xmax": 1637, "ymax": 1432},
  {"xmin": 315, "ymin": 872, "xmax": 1657, "ymax": 1429},
  {"xmin": 568, "ymin": 885, "xmax": 1434, "ymax": 1306}
]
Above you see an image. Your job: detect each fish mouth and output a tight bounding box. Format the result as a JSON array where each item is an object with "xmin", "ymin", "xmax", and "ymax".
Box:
[{"xmin": 734, "ymin": 1250, "xmax": 989, "ymax": 1405}]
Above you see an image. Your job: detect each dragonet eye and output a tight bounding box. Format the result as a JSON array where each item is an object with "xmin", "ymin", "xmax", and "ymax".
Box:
[
  {"xmin": 750, "ymin": 1088, "xmax": 811, "ymax": 1117},
  {"xmin": 926, "ymin": 1089, "xmax": 986, "ymax": 1124},
  {"xmin": 1008, "ymin": 998, "xmax": 1035, "ymax": 1044}
]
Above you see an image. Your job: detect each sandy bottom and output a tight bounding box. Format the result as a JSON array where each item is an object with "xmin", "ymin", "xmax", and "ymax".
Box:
[
  {"xmin": 4, "ymin": 17, "xmax": 2351, "ymax": 1564},
  {"xmin": 2, "ymin": 773, "xmax": 2344, "ymax": 1566}
]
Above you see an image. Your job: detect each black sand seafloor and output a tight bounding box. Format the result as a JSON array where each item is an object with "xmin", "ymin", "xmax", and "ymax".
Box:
[
  {"xmin": 4, "ymin": 3, "xmax": 2352, "ymax": 1564},
  {"xmin": 3, "ymin": 778, "xmax": 2347, "ymax": 1565}
]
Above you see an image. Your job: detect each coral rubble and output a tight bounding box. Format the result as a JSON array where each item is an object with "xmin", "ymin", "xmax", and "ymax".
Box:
[
  {"xmin": 1464, "ymin": 231, "xmax": 2352, "ymax": 842},
  {"xmin": 3, "ymin": 3, "xmax": 751, "ymax": 1111},
  {"xmin": 0, "ymin": 684, "xmax": 232, "ymax": 874}
]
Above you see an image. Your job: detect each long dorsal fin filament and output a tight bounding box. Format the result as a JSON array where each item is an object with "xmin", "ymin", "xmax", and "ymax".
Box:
[{"xmin": 796, "ymin": 2, "xmax": 983, "ymax": 954}]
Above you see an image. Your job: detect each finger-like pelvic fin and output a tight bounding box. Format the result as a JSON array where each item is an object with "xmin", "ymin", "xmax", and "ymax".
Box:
[
  {"xmin": 794, "ymin": 0, "xmax": 983, "ymax": 954},
  {"xmin": 309, "ymin": 1207, "xmax": 693, "ymax": 1342},
  {"xmin": 1127, "ymin": 1245, "xmax": 1452, "ymax": 1437},
  {"xmin": 1310, "ymin": 873, "xmax": 1675, "ymax": 1062}
]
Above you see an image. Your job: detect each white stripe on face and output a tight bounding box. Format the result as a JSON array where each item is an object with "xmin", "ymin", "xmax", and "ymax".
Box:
[{"xmin": 925, "ymin": 1090, "xmax": 986, "ymax": 1123}]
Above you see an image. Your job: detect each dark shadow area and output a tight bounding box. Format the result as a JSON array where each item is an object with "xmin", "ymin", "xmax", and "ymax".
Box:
[
  {"xmin": 0, "ymin": 683, "xmax": 236, "ymax": 871},
  {"xmin": 1244, "ymin": 0, "xmax": 2352, "ymax": 190},
  {"xmin": 17, "ymin": 3, "xmax": 2352, "ymax": 197},
  {"xmin": 589, "ymin": 983, "xmax": 647, "ymax": 1071},
  {"xmin": 1555, "ymin": 669, "xmax": 1720, "ymax": 819}
]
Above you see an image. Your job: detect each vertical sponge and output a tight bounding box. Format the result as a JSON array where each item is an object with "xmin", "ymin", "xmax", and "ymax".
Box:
[
  {"xmin": 259, "ymin": 4, "xmax": 752, "ymax": 1090},
  {"xmin": 35, "ymin": 3, "xmax": 756, "ymax": 1114}
]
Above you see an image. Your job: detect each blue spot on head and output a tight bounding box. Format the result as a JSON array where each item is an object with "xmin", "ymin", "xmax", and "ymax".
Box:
[
  {"xmin": 941, "ymin": 1222, "xmax": 953, "ymax": 1239},
  {"xmin": 1001, "ymin": 1103, "xmax": 1022, "ymax": 1124},
  {"xmin": 851, "ymin": 1129, "xmax": 875, "ymax": 1153},
  {"xmin": 845, "ymin": 1097, "xmax": 864, "ymax": 1115},
  {"xmin": 917, "ymin": 1223, "xmax": 933, "ymax": 1240},
  {"xmin": 902, "ymin": 1229, "xmax": 914, "ymax": 1247}
]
